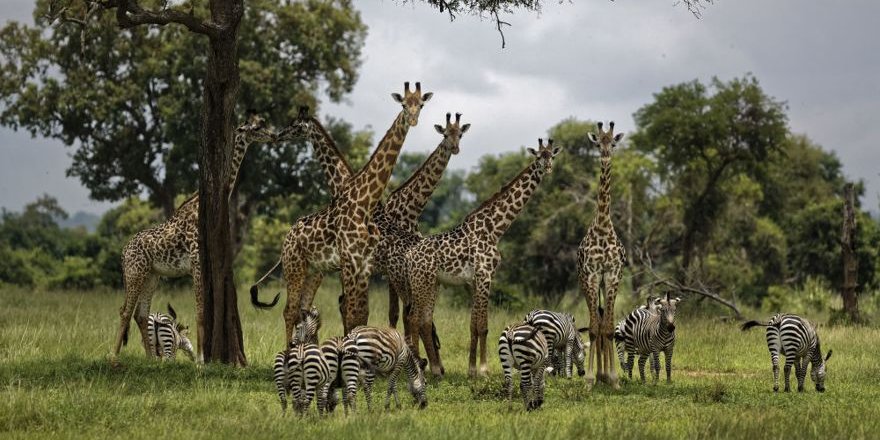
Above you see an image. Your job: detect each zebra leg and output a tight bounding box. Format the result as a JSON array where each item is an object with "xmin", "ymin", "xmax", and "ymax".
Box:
[
  {"xmin": 664, "ymin": 347, "xmax": 674, "ymax": 383},
  {"xmin": 364, "ymin": 369, "xmax": 375, "ymax": 411},
  {"xmin": 626, "ymin": 352, "xmax": 635, "ymax": 380},
  {"xmin": 651, "ymin": 351, "xmax": 660, "ymax": 385},
  {"xmin": 520, "ymin": 367, "xmax": 533, "ymax": 411},
  {"xmin": 783, "ymin": 358, "xmax": 793, "ymax": 392},
  {"xmin": 533, "ymin": 365, "xmax": 546, "ymax": 409},
  {"xmin": 771, "ymin": 352, "xmax": 780, "ymax": 392},
  {"xmin": 565, "ymin": 342, "xmax": 574, "ymax": 379},
  {"xmin": 795, "ymin": 357, "xmax": 806, "ymax": 393},
  {"xmin": 638, "ymin": 354, "xmax": 648, "ymax": 383},
  {"xmin": 385, "ymin": 367, "xmax": 400, "ymax": 410}
]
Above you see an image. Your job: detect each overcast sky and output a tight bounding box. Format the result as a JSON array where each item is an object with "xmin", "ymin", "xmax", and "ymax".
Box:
[{"xmin": 1, "ymin": 0, "xmax": 878, "ymax": 215}]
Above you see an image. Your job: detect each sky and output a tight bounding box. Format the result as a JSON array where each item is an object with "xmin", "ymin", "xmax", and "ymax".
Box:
[{"xmin": 1, "ymin": 0, "xmax": 879, "ymax": 215}]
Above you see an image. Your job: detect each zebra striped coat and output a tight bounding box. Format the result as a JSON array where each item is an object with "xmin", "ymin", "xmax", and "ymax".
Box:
[
  {"xmin": 498, "ymin": 322, "xmax": 549, "ymax": 411},
  {"xmin": 741, "ymin": 313, "xmax": 832, "ymax": 393},
  {"xmin": 320, "ymin": 336, "xmax": 361, "ymax": 414},
  {"xmin": 346, "ymin": 326, "xmax": 428, "ymax": 410},
  {"xmin": 523, "ymin": 309, "xmax": 587, "ymax": 378},
  {"xmin": 145, "ymin": 304, "xmax": 194, "ymax": 361},
  {"xmin": 614, "ymin": 295, "xmax": 679, "ymax": 383},
  {"xmin": 273, "ymin": 342, "xmax": 332, "ymax": 415}
]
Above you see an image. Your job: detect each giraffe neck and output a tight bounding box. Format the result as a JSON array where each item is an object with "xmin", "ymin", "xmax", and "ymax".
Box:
[
  {"xmin": 595, "ymin": 155, "xmax": 613, "ymax": 224},
  {"xmin": 464, "ymin": 160, "xmax": 546, "ymax": 243},
  {"xmin": 226, "ymin": 131, "xmax": 251, "ymax": 198},
  {"xmin": 306, "ymin": 118, "xmax": 353, "ymax": 199},
  {"xmin": 345, "ymin": 111, "xmax": 410, "ymax": 210},
  {"xmin": 381, "ymin": 140, "xmax": 453, "ymax": 231}
]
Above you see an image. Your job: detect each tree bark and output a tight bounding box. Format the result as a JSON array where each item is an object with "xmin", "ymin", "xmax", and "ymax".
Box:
[
  {"xmin": 840, "ymin": 183, "xmax": 860, "ymax": 323},
  {"xmin": 198, "ymin": 0, "xmax": 246, "ymax": 366}
]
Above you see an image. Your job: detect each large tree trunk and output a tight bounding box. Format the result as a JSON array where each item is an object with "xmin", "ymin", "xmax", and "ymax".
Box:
[
  {"xmin": 840, "ymin": 183, "xmax": 860, "ymax": 323},
  {"xmin": 198, "ymin": 1, "xmax": 246, "ymax": 365}
]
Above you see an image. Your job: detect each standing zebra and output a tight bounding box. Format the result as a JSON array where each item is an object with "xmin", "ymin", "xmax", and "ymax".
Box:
[
  {"xmin": 498, "ymin": 322, "xmax": 549, "ymax": 411},
  {"xmin": 346, "ymin": 326, "xmax": 428, "ymax": 410},
  {"xmin": 741, "ymin": 313, "xmax": 832, "ymax": 393},
  {"xmin": 319, "ymin": 335, "xmax": 361, "ymax": 415},
  {"xmin": 523, "ymin": 310, "xmax": 587, "ymax": 378},
  {"xmin": 614, "ymin": 296, "xmax": 660, "ymax": 377},
  {"xmin": 143, "ymin": 303, "xmax": 195, "ymax": 361},
  {"xmin": 613, "ymin": 293, "xmax": 679, "ymax": 383},
  {"xmin": 273, "ymin": 341, "xmax": 332, "ymax": 415}
]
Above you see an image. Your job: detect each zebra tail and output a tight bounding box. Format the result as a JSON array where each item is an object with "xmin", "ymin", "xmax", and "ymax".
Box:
[
  {"xmin": 250, "ymin": 259, "xmax": 282, "ymax": 309},
  {"xmin": 740, "ymin": 320, "xmax": 768, "ymax": 331}
]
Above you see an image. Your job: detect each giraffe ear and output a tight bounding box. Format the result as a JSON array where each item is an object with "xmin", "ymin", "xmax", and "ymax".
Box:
[
  {"xmin": 614, "ymin": 133, "xmax": 624, "ymax": 143},
  {"xmin": 460, "ymin": 123, "xmax": 471, "ymax": 133},
  {"xmin": 421, "ymin": 92, "xmax": 433, "ymax": 102},
  {"xmin": 527, "ymin": 148, "xmax": 539, "ymax": 157},
  {"xmin": 552, "ymin": 145, "xmax": 562, "ymax": 156},
  {"xmin": 434, "ymin": 124, "xmax": 445, "ymax": 134},
  {"xmin": 587, "ymin": 133, "xmax": 599, "ymax": 144},
  {"xmin": 392, "ymin": 93, "xmax": 404, "ymax": 103}
]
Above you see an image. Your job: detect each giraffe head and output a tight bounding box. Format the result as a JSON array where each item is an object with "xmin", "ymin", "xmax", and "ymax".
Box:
[
  {"xmin": 277, "ymin": 105, "xmax": 315, "ymax": 141},
  {"xmin": 433, "ymin": 112, "xmax": 471, "ymax": 154},
  {"xmin": 526, "ymin": 138, "xmax": 562, "ymax": 174},
  {"xmin": 391, "ymin": 82, "xmax": 433, "ymax": 127},
  {"xmin": 239, "ymin": 110, "xmax": 277, "ymax": 143},
  {"xmin": 587, "ymin": 121, "xmax": 624, "ymax": 158}
]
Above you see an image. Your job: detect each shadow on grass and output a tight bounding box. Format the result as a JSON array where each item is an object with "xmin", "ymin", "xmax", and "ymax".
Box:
[{"xmin": 0, "ymin": 354, "xmax": 273, "ymax": 392}]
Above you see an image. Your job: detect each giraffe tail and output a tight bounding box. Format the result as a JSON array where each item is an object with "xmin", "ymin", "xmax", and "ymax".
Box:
[
  {"xmin": 740, "ymin": 320, "xmax": 769, "ymax": 331},
  {"xmin": 431, "ymin": 322, "xmax": 441, "ymax": 351},
  {"xmin": 250, "ymin": 259, "xmax": 282, "ymax": 309}
]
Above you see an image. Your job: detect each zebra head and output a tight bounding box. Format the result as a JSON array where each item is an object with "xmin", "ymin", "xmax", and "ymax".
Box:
[
  {"xmin": 294, "ymin": 307, "xmax": 321, "ymax": 344},
  {"xmin": 812, "ymin": 349, "xmax": 832, "ymax": 392},
  {"xmin": 575, "ymin": 327, "xmax": 589, "ymax": 377},
  {"xmin": 177, "ymin": 324, "xmax": 195, "ymax": 362},
  {"xmin": 407, "ymin": 352, "xmax": 428, "ymax": 409},
  {"xmin": 658, "ymin": 293, "xmax": 681, "ymax": 332}
]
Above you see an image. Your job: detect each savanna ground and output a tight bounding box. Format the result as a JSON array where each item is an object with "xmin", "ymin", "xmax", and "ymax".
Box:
[{"xmin": 2, "ymin": 279, "xmax": 879, "ymax": 439}]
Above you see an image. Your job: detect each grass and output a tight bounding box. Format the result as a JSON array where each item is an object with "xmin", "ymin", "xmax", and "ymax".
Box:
[{"xmin": 2, "ymin": 280, "xmax": 879, "ymax": 439}]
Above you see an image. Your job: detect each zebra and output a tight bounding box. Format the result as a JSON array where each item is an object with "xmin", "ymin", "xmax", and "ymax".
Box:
[
  {"xmin": 613, "ymin": 293, "xmax": 680, "ymax": 383},
  {"xmin": 273, "ymin": 341, "xmax": 332, "ymax": 415},
  {"xmin": 144, "ymin": 303, "xmax": 195, "ymax": 362},
  {"xmin": 741, "ymin": 313, "xmax": 832, "ymax": 393},
  {"xmin": 319, "ymin": 335, "xmax": 361, "ymax": 415},
  {"xmin": 523, "ymin": 309, "xmax": 587, "ymax": 378},
  {"xmin": 498, "ymin": 322, "xmax": 549, "ymax": 411},
  {"xmin": 614, "ymin": 295, "xmax": 661, "ymax": 377},
  {"xmin": 345, "ymin": 326, "xmax": 428, "ymax": 410},
  {"xmin": 294, "ymin": 306, "xmax": 321, "ymax": 344}
]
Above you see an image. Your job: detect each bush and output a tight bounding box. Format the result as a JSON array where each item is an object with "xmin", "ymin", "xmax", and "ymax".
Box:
[
  {"xmin": 762, "ymin": 277, "xmax": 834, "ymax": 315},
  {"xmin": 48, "ymin": 256, "xmax": 101, "ymax": 290}
]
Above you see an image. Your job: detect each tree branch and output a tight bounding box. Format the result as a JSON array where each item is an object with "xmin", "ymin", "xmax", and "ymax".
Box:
[{"xmin": 95, "ymin": 0, "xmax": 220, "ymax": 36}]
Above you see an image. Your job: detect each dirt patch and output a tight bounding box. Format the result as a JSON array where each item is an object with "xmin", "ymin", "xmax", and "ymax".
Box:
[{"xmin": 680, "ymin": 370, "xmax": 760, "ymax": 378}]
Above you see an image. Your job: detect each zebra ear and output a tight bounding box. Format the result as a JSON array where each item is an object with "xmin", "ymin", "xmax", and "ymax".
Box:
[
  {"xmin": 825, "ymin": 350, "xmax": 833, "ymax": 362},
  {"xmin": 419, "ymin": 358, "xmax": 428, "ymax": 371},
  {"xmin": 167, "ymin": 303, "xmax": 177, "ymax": 320},
  {"xmin": 577, "ymin": 327, "xmax": 589, "ymax": 333}
]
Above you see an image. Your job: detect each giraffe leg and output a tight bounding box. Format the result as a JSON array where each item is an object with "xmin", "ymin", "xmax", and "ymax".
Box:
[
  {"xmin": 282, "ymin": 253, "xmax": 308, "ymax": 343},
  {"xmin": 603, "ymin": 266, "xmax": 622, "ymax": 389},
  {"xmin": 298, "ymin": 271, "xmax": 324, "ymax": 310},
  {"xmin": 112, "ymin": 263, "xmax": 150, "ymax": 365},
  {"xmin": 189, "ymin": 253, "xmax": 205, "ymax": 363},
  {"xmin": 472, "ymin": 269, "xmax": 494, "ymax": 377},
  {"xmin": 387, "ymin": 262, "xmax": 408, "ymax": 329},
  {"xmin": 340, "ymin": 258, "xmax": 370, "ymax": 333},
  {"xmin": 413, "ymin": 278, "xmax": 443, "ymax": 377},
  {"xmin": 579, "ymin": 270, "xmax": 601, "ymax": 388},
  {"xmin": 135, "ymin": 292, "xmax": 154, "ymax": 356}
]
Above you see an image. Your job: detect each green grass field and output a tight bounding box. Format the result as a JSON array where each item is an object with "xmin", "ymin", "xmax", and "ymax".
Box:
[{"xmin": 2, "ymin": 280, "xmax": 879, "ymax": 439}]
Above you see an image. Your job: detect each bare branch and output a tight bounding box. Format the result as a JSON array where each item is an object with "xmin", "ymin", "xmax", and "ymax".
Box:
[
  {"xmin": 93, "ymin": 0, "xmax": 220, "ymax": 36},
  {"xmin": 637, "ymin": 250, "xmax": 742, "ymax": 318}
]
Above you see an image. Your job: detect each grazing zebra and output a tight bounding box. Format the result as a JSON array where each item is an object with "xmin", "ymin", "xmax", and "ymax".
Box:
[
  {"xmin": 346, "ymin": 326, "xmax": 428, "ymax": 410},
  {"xmin": 523, "ymin": 309, "xmax": 587, "ymax": 378},
  {"xmin": 294, "ymin": 306, "xmax": 321, "ymax": 344},
  {"xmin": 145, "ymin": 303, "xmax": 195, "ymax": 361},
  {"xmin": 741, "ymin": 313, "xmax": 832, "ymax": 393},
  {"xmin": 613, "ymin": 293, "xmax": 680, "ymax": 383},
  {"xmin": 273, "ymin": 341, "xmax": 332, "ymax": 415},
  {"xmin": 498, "ymin": 322, "xmax": 549, "ymax": 411},
  {"xmin": 319, "ymin": 335, "xmax": 361, "ymax": 414}
]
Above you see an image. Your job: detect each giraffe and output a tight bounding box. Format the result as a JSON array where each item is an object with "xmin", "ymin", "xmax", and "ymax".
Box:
[
  {"xmin": 250, "ymin": 82, "xmax": 433, "ymax": 341},
  {"xmin": 373, "ymin": 112, "xmax": 470, "ymax": 329},
  {"xmin": 405, "ymin": 139, "xmax": 561, "ymax": 377},
  {"xmin": 110, "ymin": 113, "xmax": 277, "ymax": 364},
  {"xmin": 277, "ymin": 106, "xmax": 353, "ymax": 199},
  {"xmin": 577, "ymin": 121, "xmax": 625, "ymax": 390}
]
